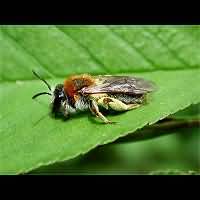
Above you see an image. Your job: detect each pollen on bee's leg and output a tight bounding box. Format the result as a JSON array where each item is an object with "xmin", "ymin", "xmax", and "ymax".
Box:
[
  {"xmin": 98, "ymin": 97, "xmax": 127, "ymax": 111},
  {"xmin": 103, "ymin": 98, "xmax": 114, "ymax": 104},
  {"xmin": 89, "ymin": 100, "xmax": 113, "ymax": 124},
  {"xmin": 127, "ymin": 104, "xmax": 140, "ymax": 110},
  {"xmin": 97, "ymin": 97, "xmax": 112, "ymax": 110}
]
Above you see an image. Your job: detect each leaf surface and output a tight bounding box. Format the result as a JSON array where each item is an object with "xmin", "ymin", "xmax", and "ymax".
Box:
[{"xmin": 0, "ymin": 26, "xmax": 200, "ymax": 174}]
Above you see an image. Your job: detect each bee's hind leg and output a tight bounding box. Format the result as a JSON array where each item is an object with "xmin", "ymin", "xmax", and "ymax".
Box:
[
  {"xmin": 97, "ymin": 97, "xmax": 140, "ymax": 111},
  {"xmin": 89, "ymin": 100, "xmax": 113, "ymax": 124}
]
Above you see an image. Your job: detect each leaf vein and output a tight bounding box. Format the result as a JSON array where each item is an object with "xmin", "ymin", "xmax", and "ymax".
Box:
[
  {"xmin": 147, "ymin": 29, "xmax": 191, "ymax": 67},
  {"xmin": 107, "ymin": 27, "xmax": 159, "ymax": 69},
  {"xmin": 1, "ymin": 30, "xmax": 55, "ymax": 78},
  {"xmin": 56, "ymin": 27, "xmax": 111, "ymax": 73}
]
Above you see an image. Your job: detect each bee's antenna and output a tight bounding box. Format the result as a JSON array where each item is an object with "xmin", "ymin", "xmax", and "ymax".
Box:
[
  {"xmin": 32, "ymin": 92, "xmax": 52, "ymax": 99},
  {"xmin": 32, "ymin": 70, "xmax": 52, "ymax": 91}
]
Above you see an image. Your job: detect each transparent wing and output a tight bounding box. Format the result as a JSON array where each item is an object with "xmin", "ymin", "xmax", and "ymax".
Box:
[{"xmin": 80, "ymin": 75, "xmax": 155, "ymax": 95}]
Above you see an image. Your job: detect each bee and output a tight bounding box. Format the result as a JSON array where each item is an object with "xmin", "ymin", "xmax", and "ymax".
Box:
[{"xmin": 32, "ymin": 70, "xmax": 155, "ymax": 124}]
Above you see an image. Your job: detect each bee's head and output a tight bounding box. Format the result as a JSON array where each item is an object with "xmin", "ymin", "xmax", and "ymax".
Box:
[
  {"xmin": 51, "ymin": 84, "xmax": 65, "ymax": 114},
  {"xmin": 32, "ymin": 70, "xmax": 68, "ymax": 116}
]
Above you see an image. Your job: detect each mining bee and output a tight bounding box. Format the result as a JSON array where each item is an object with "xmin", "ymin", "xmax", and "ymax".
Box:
[{"xmin": 32, "ymin": 71, "xmax": 155, "ymax": 124}]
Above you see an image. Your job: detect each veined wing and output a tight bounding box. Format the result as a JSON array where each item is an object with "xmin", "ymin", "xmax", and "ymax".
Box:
[{"xmin": 80, "ymin": 75, "xmax": 155, "ymax": 95}]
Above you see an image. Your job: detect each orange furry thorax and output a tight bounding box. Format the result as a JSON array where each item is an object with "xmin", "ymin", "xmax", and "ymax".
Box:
[{"xmin": 64, "ymin": 74, "xmax": 95, "ymax": 97}]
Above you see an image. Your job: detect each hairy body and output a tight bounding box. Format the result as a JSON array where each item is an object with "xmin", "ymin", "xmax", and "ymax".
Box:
[{"xmin": 32, "ymin": 72, "xmax": 154, "ymax": 124}]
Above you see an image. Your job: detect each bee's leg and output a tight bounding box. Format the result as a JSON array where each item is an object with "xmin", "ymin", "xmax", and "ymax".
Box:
[
  {"xmin": 61, "ymin": 101, "xmax": 70, "ymax": 118},
  {"xmin": 62, "ymin": 110, "xmax": 70, "ymax": 118},
  {"xmin": 97, "ymin": 97, "xmax": 140, "ymax": 111},
  {"xmin": 89, "ymin": 100, "xmax": 113, "ymax": 124}
]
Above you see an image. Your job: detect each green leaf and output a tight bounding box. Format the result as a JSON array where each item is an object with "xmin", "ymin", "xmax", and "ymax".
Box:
[
  {"xmin": 0, "ymin": 26, "xmax": 200, "ymax": 174},
  {"xmin": 31, "ymin": 128, "xmax": 200, "ymax": 174}
]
